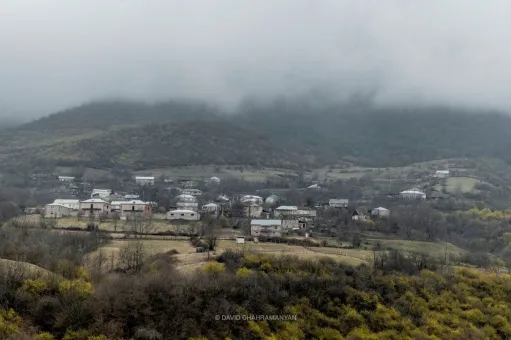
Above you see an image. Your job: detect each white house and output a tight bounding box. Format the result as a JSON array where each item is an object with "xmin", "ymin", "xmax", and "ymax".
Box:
[
  {"xmin": 216, "ymin": 195, "xmax": 230, "ymax": 203},
  {"xmin": 202, "ymin": 203, "xmax": 219, "ymax": 213},
  {"xmin": 352, "ymin": 210, "xmax": 367, "ymax": 222},
  {"xmin": 135, "ymin": 176, "xmax": 155, "ymax": 185},
  {"xmin": 167, "ymin": 209, "xmax": 200, "ymax": 221},
  {"xmin": 177, "ymin": 202, "xmax": 199, "ymax": 211},
  {"xmin": 58, "ymin": 176, "xmax": 75, "ymax": 182},
  {"xmin": 244, "ymin": 203, "xmax": 263, "ymax": 218},
  {"xmin": 274, "ymin": 205, "xmax": 298, "ymax": 217},
  {"xmin": 236, "ymin": 236, "xmax": 245, "ymax": 244},
  {"xmin": 91, "ymin": 189, "xmax": 112, "ymax": 199},
  {"xmin": 79, "ymin": 199, "xmax": 110, "ymax": 217},
  {"xmin": 282, "ymin": 219, "xmax": 300, "ymax": 230},
  {"xmin": 399, "ymin": 189, "xmax": 426, "ymax": 200},
  {"xmin": 329, "ymin": 199, "xmax": 349, "ymax": 208},
  {"xmin": 53, "ymin": 199, "xmax": 80, "ymax": 210},
  {"xmin": 124, "ymin": 194, "xmax": 140, "ymax": 200},
  {"xmin": 251, "ymin": 219, "xmax": 282, "ymax": 237},
  {"xmin": 241, "ymin": 195, "xmax": 263, "ymax": 204},
  {"xmin": 44, "ymin": 204, "xmax": 71, "ymax": 218},
  {"xmin": 370, "ymin": 207, "xmax": 390, "ymax": 218},
  {"xmin": 265, "ymin": 195, "xmax": 279, "ymax": 205},
  {"xmin": 434, "ymin": 170, "xmax": 450, "ymax": 178},
  {"xmin": 176, "ymin": 194, "xmax": 197, "ymax": 202},
  {"xmin": 182, "ymin": 189, "xmax": 203, "ymax": 197},
  {"xmin": 119, "ymin": 200, "xmax": 152, "ymax": 220},
  {"xmin": 208, "ymin": 176, "xmax": 221, "ymax": 184}
]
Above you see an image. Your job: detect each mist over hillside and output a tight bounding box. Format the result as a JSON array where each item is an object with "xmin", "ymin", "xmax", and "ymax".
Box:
[{"xmin": 0, "ymin": 97, "xmax": 510, "ymax": 170}]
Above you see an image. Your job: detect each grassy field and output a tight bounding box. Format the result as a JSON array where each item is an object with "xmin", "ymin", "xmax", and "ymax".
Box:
[
  {"xmin": 0, "ymin": 258, "xmax": 55, "ymax": 279},
  {"xmin": 136, "ymin": 165, "xmax": 294, "ymax": 182},
  {"xmin": 435, "ymin": 176, "xmax": 484, "ymax": 194},
  {"xmin": 364, "ymin": 239, "xmax": 467, "ymax": 258}
]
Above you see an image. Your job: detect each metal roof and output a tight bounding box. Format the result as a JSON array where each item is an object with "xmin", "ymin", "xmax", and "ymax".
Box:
[
  {"xmin": 81, "ymin": 199, "xmax": 108, "ymax": 203},
  {"xmin": 276, "ymin": 206, "xmax": 298, "ymax": 210},
  {"xmin": 251, "ymin": 219, "xmax": 282, "ymax": 226},
  {"xmin": 168, "ymin": 209, "xmax": 198, "ymax": 213}
]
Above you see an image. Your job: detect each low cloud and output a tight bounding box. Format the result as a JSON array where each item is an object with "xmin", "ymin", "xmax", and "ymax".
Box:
[{"xmin": 1, "ymin": 0, "xmax": 510, "ymax": 116}]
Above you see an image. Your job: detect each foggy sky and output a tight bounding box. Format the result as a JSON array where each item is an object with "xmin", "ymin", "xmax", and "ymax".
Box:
[{"xmin": 1, "ymin": 0, "xmax": 511, "ymax": 118}]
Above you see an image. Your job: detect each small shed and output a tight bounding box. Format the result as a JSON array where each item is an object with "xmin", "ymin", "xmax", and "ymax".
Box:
[{"xmin": 236, "ymin": 236, "xmax": 246, "ymax": 244}]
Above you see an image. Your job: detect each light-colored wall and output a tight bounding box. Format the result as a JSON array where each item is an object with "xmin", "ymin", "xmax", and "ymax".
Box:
[
  {"xmin": 44, "ymin": 205, "xmax": 71, "ymax": 218},
  {"xmin": 244, "ymin": 205, "xmax": 262, "ymax": 217},
  {"xmin": 251, "ymin": 224, "xmax": 282, "ymax": 237},
  {"xmin": 167, "ymin": 211, "xmax": 200, "ymax": 220}
]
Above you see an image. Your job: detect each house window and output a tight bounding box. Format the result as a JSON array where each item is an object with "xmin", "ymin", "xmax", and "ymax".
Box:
[
  {"xmin": 181, "ymin": 214, "xmax": 185, "ymax": 216},
  {"xmin": 191, "ymin": 214, "xmax": 195, "ymax": 216},
  {"xmin": 171, "ymin": 213, "xmax": 174, "ymax": 216},
  {"xmin": 132, "ymin": 206, "xmax": 135, "ymax": 211}
]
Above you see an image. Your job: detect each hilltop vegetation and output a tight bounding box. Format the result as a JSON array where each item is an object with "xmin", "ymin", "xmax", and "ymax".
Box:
[{"xmin": 2, "ymin": 98, "xmax": 511, "ymax": 170}]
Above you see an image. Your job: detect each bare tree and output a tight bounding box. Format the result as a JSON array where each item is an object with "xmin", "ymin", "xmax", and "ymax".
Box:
[
  {"xmin": 123, "ymin": 213, "xmax": 154, "ymax": 239},
  {"xmin": 118, "ymin": 241, "xmax": 146, "ymax": 273}
]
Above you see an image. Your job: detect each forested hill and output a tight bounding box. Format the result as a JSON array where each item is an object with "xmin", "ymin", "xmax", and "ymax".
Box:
[{"xmin": 3, "ymin": 99, "xmax": 511, "ymax": 169}]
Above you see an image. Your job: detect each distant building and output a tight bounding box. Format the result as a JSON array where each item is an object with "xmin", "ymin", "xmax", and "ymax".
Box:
[
  {"xmin": 79, "ymin": 199, "xmax": 110, "ymax": 218},
  {"xmin": 182, "ymin": 189, "xmax": 203, "ymax": 197},
  {"xmin": 176, "ymin": 194, "xmax": 197, "ymax": 203},
  {"xmin": 124, "ymin": 194, "xmax": 140, "ymax": 200},
  {"xmin": 53, "ymin": 199, "xmax": 80, "ymax": 210},
  {"xmin": 265, "ymin": 195, "xmax": 279, "ymax": 205},
  {"xmin": 236, "ymin": 236, "xmax": 245, "ymax": 244},
  {"xmin": 251, "ymin": 219, "xmax": 282, "ymax": 237},
  {"xmin": 167, "ymin": 209, "xmax": 200, "ymax": 221},
  {"xmin": 216, "ymin": 195, "xmax": 230, "ymax": 203},
  {"xmin": 24, "ymin": 207, "xmax": 38, "ymax": 215},
  {"xmin": 44, "ymin": 204, "xmax": 71, "ymax": 218},
  {"xmin": 202, "ymin": 203, "xmax": 219, "ymax": 213},
  {"xmin": 91, "ymin": 189, "xmax": 112, "ymax": 199},
  {"xmin": 181, "ymin": 180, "xmax": 198, "ymax": 189},
  {"xmin": 241, "ymin": 195, "xmax": 263, "ymax": 204},
  {"xmin": 399, "ymin": 189, "xmax": 426, "ymax": 200},
  {"xmin": 282, "ymin": 219, "xmax": 300, "ymax": 230},
  {"xmin": 352, "ymin": 210, "xmax": 367, "ymax": 222},
  {"xmin": 176, "ymin": 202, "xmax": 199, "ymax": 211},
  {"xmin": 329, "ymin": 199, "xmax": 349, "ymax": 208},
  {"xmin": 135, "ymin": 176, "xmax": 155, "ymax": 186},
  {"xmin": 370, "ymin": 207, "xmax": 390, "ymax": 218},
  {"xmin": 434, "ymin": 170, "xmax": 450, "ymax": 178},
  {"xmin": 208, "ymin": 176, "xmax": 221, "ymax": 184},
  {"xmin": 119, "ymin": 200, "xmax": 152, "ymax": 220},
  {"xmin": 58, "ymin": 176, "xmax": 75, "ymax": 182},
  {"xmin": 244, "ymin": 203, "xmax": 263, "ymax": 218},
  {"xmin": 274, "ymin": 205, "xmax": 298, "ymax": 218},
  {"xmin": 307, "ymin": 184, "xmax": 321, "ymax": 190}
]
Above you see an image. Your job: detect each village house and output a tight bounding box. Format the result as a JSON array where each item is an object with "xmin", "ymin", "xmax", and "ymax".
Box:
[
  {"xmin": 241, "ymin": 195, "xmax": 263, "ymax": 204},
  {"xmin": 176, "ymin": 194, "xmax": 197, "ymax": 202},
  {"xmin": 182, "ymin": 189, "xmax": 203, "ymax": 196},
  {"xmin": 58, "ymin": 176, "xmax": 75, "ymax": 182},
  {"xmin": 181, "ymin": 180, "xmax": 198, "ymax": 189},
  {"xmin": 119, "ymin": 200, "xmax": 152, "ymax": 220},
  {"xmin": 79, "ymin": 199, "xmax": 110, "ymax": 218},
  {"xmin": 251, "ymin": 219, "xmax": 282, "ymax": 238},
  {"xmin": 244, "ymin": 203, "xmax": 263, "ymax": 218},
  {"xmin": 274, "ymin": 205, "xmax": 298, "ymax": 218},
  {"xmin": 44, "ymin": 204, "xmax": 71, "ymax": 218},
  {"xmin": 53, "ymin": 199, "xmax": 80, "ymax": 211},
  {"xmin": 124, "ymin": 194, "xmax": 140, "ymax": 200},
  {"xmin": 135, "ymin": 176, "xmax": 155, "ymax": 186},
  {"xmin": 166, "ymin": 209, "xmax": 200, "ymax": 221},
  {"xmin": 216, "ymin": 195, "xmax": 230, "ymax": 203},
  {"xmin": 202, "ymin": 203, "xmax": 220, "ymax": 215},
  {"xmin": 208, "ymin": 176, "xmax": 221, "ymax": 185},
  {"xmin": 236, "ymin": 236, "xmax": 245, "ymax": 244},
  {"xmin": 282, "ymin": 219, "xmax": 300, "ymax": 230},
  {"xmin": 399, "ymin": 188, "xmax": 426, "ymax": 200},
  {"xmin": 91, "ymin": 189, "xmax": 112, "ymax": 199},
  {"xmin": 434, "ymin": 170, "xmax": 450, "ymax": 178},
  {"xmin": 370, "ymin": 207, "xmax": 390, "ymax": 218},
  {"xmin": 329, "ymin": 199, "xmax": 349, "ymax": 208},
  {"xmin": 176, "ymin": 202, "xmax": 199, "ymax": 211},
  {"xmin": 352, "ymin": 210, "xmax": 367, "ymax": 222},
  {"xmin": 265, "ymin": 194, "xmax": 279, "ymax": 205},
  {"xmin": 307, "ymin": 184, "xmax": 321, "ymax": 190}
]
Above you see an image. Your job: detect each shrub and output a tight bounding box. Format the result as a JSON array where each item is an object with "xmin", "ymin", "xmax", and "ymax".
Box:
[{"xmin": 202, "ymin": 262, "xmax": 226, "ymax": 274}]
